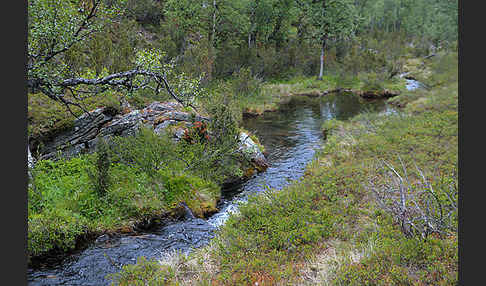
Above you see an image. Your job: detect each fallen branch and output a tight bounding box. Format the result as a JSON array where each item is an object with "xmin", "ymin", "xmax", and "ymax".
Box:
[{"xmin": 368, "ymin": 157, "xmax": 457, "ymax": 239}]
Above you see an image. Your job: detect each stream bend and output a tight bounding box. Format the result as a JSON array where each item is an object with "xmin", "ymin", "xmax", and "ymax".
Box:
[{"xmin": 28, "ymin": 93, "xmax": 399, "ymax": 286}]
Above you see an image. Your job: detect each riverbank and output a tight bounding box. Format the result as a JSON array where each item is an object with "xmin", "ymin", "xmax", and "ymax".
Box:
[
  {"xmin": 27, "ymin": 99, "xmax": 267, "ymax": 266},
  {"xmin": 110, "ymin": 52, "xmax": 457, "ymax": 285},
  {"xmin": 30, "ymin": 90, "xmax": 378, "ymax": 285},
  {"xmin": 219, "ymin": 54, "xmax": 442, "ymax": 119},
  {"xmin": 27, "ymin": 151, "xmax": 222, "ymax": 265},
  {"xmin": 234, "ymin": 70, "xmax": 408, "ymax": 118}
]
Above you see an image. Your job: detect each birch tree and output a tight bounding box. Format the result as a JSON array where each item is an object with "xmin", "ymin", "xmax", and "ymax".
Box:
[
  {"xmin": 164, "ymin": 0, "xmax": 250, "ymax": 80},
  {"xmin": 296, "ymin": 0, "xmax": 357, "ymax": 80},
  {"xmin": 27, "ymin": 0, "xmax": 207, "ymax": 174},
  {"xmin": 28, "ymin": 0, "xmax": 204, "ymax": 115}
]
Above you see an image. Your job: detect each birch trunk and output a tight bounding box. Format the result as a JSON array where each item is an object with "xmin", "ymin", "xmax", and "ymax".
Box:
[
  {"xmin": 28, "ymin": 142, "xmax": 35, "ymax": 181},
  {"xmin": 318, "ymin": 39, "xmax": 326, "ymax": 80},
  {"xmin": 207, "ymin": 0, "xmax": 217, "ymax": 81}
]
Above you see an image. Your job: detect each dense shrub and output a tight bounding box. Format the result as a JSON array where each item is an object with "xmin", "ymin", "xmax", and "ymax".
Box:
[
  {"xmin": 108, "ymin": 257, "xmax": 173, "ymax": 286},
  {"xmin": 359, "ymin": 72, "xmax": 386, "ymax": 93},
  {"xmin": 125, "ymin": 0, "xmax": 164, "ymax": 27},
  {"xmin": 213, "ymin": 184, "xmax": 339, "ymax": 284},
  {"xmin": 28, "ymin": 208, "xmax": 87, "ymax": 258},
  {"xmin": 108, "ymin": 127, "xmax": 182, "ymax": 177},
  {"xmin": 192, "ymin": 100, "xmax": 243, "ymax": 183},
  {"xmin": 332, "ymin": 225, "xmax": 458, "ymax": 285},
  {"xmin": 88, "ymin": 138, "xmax": 111, "ymax": 197},
  {"xmin": 231, "ymin": 67, "xmax": 262, "ymax": 98},
  {"xmin": 183, "ymin": 121, "xmax": 210, "ymax": 144},
  {"xmin": 27, "ymin": 125, "xmax": 228, "ymax": 259}
]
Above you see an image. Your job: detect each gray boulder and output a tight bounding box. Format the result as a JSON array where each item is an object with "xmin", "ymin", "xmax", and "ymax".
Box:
[
  {"xmin": 238, "ymin": 132, "xmax": 269, "ymax": 172},
  {"xmin": 35, "ymin": 102, "xmax": 202, "ymax": 160},
  {"xmin": 32, "ymin": 101, "xmax": 267, "ymax": 176}
]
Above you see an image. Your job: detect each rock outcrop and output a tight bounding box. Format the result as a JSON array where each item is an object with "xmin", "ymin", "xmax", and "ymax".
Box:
[
  {"xmin": 238, "ymin": 132, "xmax": 268, "ymax": 172},
  {"xmin": 35, "ymin": 102, "xmax": 208, "ymax": 160},
  {"xmin": 30, "ymin": 101, "xmax": 268, "ymax": 177}
]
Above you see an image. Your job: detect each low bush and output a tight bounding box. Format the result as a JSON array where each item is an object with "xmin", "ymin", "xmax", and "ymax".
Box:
[
  {"xmin": 108, "ymin": 127, "xmax": 183, "ymax": 177},
  {"xmin": 212, "ymin": 184, "xmax": 340, "ymax": 284},
  {"xmin": 231, "ymin": 67, "xmax": 262, "ymax": 98},
  {"xmin": 108, "ymin": 257, "xmax": 174, "ymax": 286},
  {"xmin": 28, "ymin": 208, "xmax": 87, "ymax": 258},
  {"xmin": 88, "ymin": 138, "xmax": 112, "ymax": 197},
  {"xmin": 331, "ymin": 223, "xmax": 458, "ymax": 285},
  {"xmin": 111, "ymin": 54, "xmax": 458, "ymax": 285},
  {"xmin": 27, "ymin": 125, "xmax": 230, "ymax": 260}
]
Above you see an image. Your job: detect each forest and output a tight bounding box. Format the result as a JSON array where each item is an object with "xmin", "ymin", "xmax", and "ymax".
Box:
[{"xmin": 27, "ymin": 0, "xmax": 458, "ymax": 285}]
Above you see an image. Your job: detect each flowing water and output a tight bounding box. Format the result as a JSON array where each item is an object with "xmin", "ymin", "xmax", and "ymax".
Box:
[
  {"xmin": 28, "ymin": 93, "xmax": 397, "ymax": 286},
  {"xmin": 401, "ymin": 73, "xmax": 424, "ymax": 91}
]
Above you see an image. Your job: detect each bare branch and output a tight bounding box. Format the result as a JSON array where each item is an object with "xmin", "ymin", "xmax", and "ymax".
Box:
[{"xmin": 369, "ymin": 158, "xmax": 457, "ymax": 239}]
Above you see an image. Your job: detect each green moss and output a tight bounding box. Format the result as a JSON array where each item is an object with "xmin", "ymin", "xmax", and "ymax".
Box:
[{"xmin": 28, "ymin": 91, "xmax": 122, "ymax": 141}]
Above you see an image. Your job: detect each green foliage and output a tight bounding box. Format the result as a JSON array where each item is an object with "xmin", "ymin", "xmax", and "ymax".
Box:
[
  {"xmin": 213, "ymin": 183, "xmax": 338, "ymax": 283},
  {"xmin": 305, "ymin": 0, "xmax": 358, "ymax": 42},
  {"xmin": 28, "ymin": 0, "xmax": 458, "ymax": 114},
  {"xmin": 359, "ymin": 72, "xmax": 386, "ymax": 93},
  {"xmin": 125, "ymin": 0, "xmax": 164, "ymax": 26},
  {"xmin": 28, "ymin": 0, "xmax": 122, "ymax": 84},
  {"xmin": 182, "ymin": 121, "xmax": 210, "ymax": 144},
  {"xmin": 163, "ymin": 0, "xmax": 208, "ymax": 36},
  {"xmin": 27, "ymin": 127, "xmax": 227, "ymax": 260},
  {"xmin": 357, "ymin": 0, "xmax": 458, "ymax": 46},
  {"xmin": 133, "ymin": 48, "xmax": 207, "ymax": 106},
  {"xmin": 109, "ymin": 46, "xmax": 457, "ymax": 286},
  {"xmin": 336, "ymin": 32, "xmax": 408, "ymax": 79},
  {"xmin": 158, "ymin": 170, "xmax": 220, "ymax": 210},
  {"xmin": 28, "ymin": 207, "xmax": 87, "ymax": 258},
  {"xmin": 88, "ymin": 18, "xmax": 140, "ymax": 74},
  {"xmin": 192, "ymin": 100, "xmax": 243, "ymax": 183},
  {"xmin": 231, "ymin": 67, "xmax": 262, "ymax": 97},
  {"xmin": 108, "ymin": 256, "xmax": 184, "ymax": 286},
  {"xmin": 27, "ymin": 0, "xmax": 458, "ymax": 281},
  {"xmin": 320, "ymin": 62, "xmax": 457, "ymax": 284},
  {"xmin": 27, "ymin": 90, "xmax": 121, "ymax": 140},
  {"xmin": 421, "ymin": 51, "xmax": 458, "ymax": 88},
  {"xmin": 28, "ymin": 156, "xmax": 94, "ymax": 213},
  {"xmin": 163, "ymin": 0, "xmax": 253, "ymax": 80},
  {"xmin": 177, "ymin": 35, "xmax": 213, "ymax": 81},
  {"xmin": 88, "ymin": 138, "xmax": 112, "ymax": 197},
  {"xmin": 332, "ymin": 228, "xmax": 458, "ymax": 285},
  {"xmin": 108, "ymin": 127, "xmax": 181, "ymax": 177},
  {"xmin": 193, "ymin": 57, "xmax": 459, "ymax": 284},
  {"xmin": 106, "ymin": 115, "xmax": 241, "ymax": 185}
]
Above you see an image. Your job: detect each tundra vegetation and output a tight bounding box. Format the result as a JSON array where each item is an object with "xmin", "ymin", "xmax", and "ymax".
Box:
[
  {"xmin": 109, "ymin": 51, "xmax": 458, "ymax": 286},
  {"xmin": 27, "ymin": 0, "xmax": 458, "ymax": 284}
]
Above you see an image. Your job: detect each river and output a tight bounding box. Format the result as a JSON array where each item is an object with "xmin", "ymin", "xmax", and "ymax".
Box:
[{"xmin": 28, "ymin": 92, "xmax": 402, "ymax": 286}]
